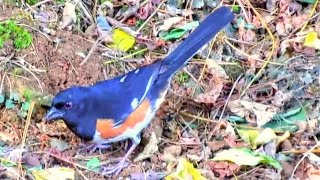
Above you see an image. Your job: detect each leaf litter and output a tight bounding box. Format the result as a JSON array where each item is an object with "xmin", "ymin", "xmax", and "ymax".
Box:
[{"xmin": 0, "ymin": 0, "xmax": 320, "ymax": 179}]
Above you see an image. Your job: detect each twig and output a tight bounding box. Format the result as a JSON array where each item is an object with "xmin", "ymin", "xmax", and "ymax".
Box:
[
  {"xmin": 80, "ymin": 36, "xmax": 104, "ymax": 66},
  {"xmin": 219, "ymin": 74, "xmax": 243, "ymax": 121},
  {"xmin": 291, "ymin": 142, "xmax": 320, "ymax": 178},
  {"xmin": 225, "ymin": 39, "xmax": 283, "ymax": 65},
  {"xmin": 299, "ymin": 0, "xmax": 319, "ymax": 32},
  {"xmin": 17, "ymin": 101, "xmax": 35, "ymax": 177}
]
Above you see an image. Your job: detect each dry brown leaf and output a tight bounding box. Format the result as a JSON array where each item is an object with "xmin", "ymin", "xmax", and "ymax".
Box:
[
  {"xmin": 227, "ymin": 100, "xmax": 278, "ymax": 127},
  {"xmin": 61, "ymin": 2, "xmax": 76, "ymax": 29},
  {"xmin": 206, "ymin": 161, "xmax": 240, "ymax": 179},
  {"xmin": 194, "ymin": 60, "xmax": 228, "ymax": 104},
  {"xmin": 307, "ymin": 164, "xmax": 320, "ymax": 180},
  {"xmin": 0, "ymin": 131, "xmax": 14, "ymax": 142},
  {"xmin": 158, "ymin": 17, "xmax": 184, "ymax": 31},
  {"xmin": 272, "ymin": 90, "xmax": 292, "ymax": 107},
  {"xmin": 134, "ymin": 132, "xmax": 159, "ymax": 162},
  {"xmin": 159, "ymin": 145, "xmax": 182, "ymax": 162}
]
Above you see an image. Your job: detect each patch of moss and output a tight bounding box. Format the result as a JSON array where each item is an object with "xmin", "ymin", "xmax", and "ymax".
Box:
[
  {"xmin": 222, "ymin": 61, "xmax": 243, "ymax": 81},
  {"xmin": 0, "ymin": 20, "xmax": 32, "ymax": 49}
]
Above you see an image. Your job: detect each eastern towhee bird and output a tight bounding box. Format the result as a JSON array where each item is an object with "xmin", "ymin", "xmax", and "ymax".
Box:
[{"xmin": 46, "ymin": 6, "xmax": 234, "ymax": 175}]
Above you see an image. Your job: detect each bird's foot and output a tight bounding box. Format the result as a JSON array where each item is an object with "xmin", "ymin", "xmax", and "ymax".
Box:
[
  {"xmin": 78, "ymin": 143, "xmax": 111, "ymax": 154},
  {"xmin": 101, "ymin": 157, "xmax": 129, "ymax": 176}
]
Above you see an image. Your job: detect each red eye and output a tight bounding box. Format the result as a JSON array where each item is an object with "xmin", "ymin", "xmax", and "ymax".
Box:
[{"xmin": 64, "ymin": 102, "xmax": 72, "ymax": 109}]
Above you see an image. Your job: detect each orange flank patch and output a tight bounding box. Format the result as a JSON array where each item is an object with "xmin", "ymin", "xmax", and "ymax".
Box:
[{"xmin": 96, "ymin": 99, "xmax": 151, "ymax": 139}]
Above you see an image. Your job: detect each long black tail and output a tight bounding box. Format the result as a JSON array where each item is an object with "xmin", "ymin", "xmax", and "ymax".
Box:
[{"xmin": 161, "ymin": 6, "xmax": 234, "ymax": 76}]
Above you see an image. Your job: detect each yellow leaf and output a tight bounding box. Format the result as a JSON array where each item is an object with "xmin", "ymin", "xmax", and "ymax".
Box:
[
  {"xmin": 32, "ymin": 167, "xmax": 74, "ymax": 180},
  {"xmin": 304, "ymin": 31, "xmax": 320, "ymax": 50},
  {"xmin": 165, "ymin": 158, "xmax": 207, "ymax": 180},
  {"xmin": 238, "ymin": 128, "xmax": 290, "ymax": 149},
  {"xmin": 237, "ymin": 129, "xmax": 259, "ymax": 148},
  {"xmin": 255, "ymin": 128, "xmax": 277, "ymax": 147},
  {"xmin": 111, "ymin": 28, "xmax": 135, "ymax": 52}
]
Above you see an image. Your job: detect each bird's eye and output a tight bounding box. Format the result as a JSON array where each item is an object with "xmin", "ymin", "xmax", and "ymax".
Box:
[{"xmin": 64, "ymin": 102, "xmax": 72, "ymax": 109}]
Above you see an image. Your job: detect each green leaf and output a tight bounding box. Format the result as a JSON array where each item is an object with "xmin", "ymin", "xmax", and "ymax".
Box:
[
  {"xmin": 297, "ymin": 0, "xmax": 316, "ymax": 3},
  {"xmin": 160, "ymin": 21, "xmax": 199, "ymax": 41},
  {"xmin": 237, "ymin": 129, "xmax": 259, "ymax": 148},
  {"xmin": 232, "ymin": 5, "xmax": 240, "ymax": 12},
  {"xmin": 263, "ymin": 108, "xmax": 307, "ymax": 133},
  {"xmin": 5, "ymin": 99, "xmax": 15, "ymax": 109},
  {"xmin": 21, "ymin": 102, "xmax": 30, "ymax": 111},
  {"xmin": 86, "ymin": 157, "xmax": 100, "ymax": 171},
  {"xmin": 212, "ymin": 148, "xmax": 282, "ymax": 169},
  {"xmin": 0, "ymin": 94, "xmax": 5, "ymax": 104},
  {"xmin": 0, "ymin": 158, "xmax": 17, "ymax": 167},
  {"xmin": 228, "ymin": 116, "xmax": 246, "ymax": 123}
]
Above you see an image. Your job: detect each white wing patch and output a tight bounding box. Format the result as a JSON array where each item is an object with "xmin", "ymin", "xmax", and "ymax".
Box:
[
  {"xmin": 140, "ymin": 76, "xmax": 153, "ymax": 103},
  {"xmin": 130, "ymin": 98, "xmax": 139, "ymax": 109},
  {"xmin": 120, "ymin": 75, "xmax": 127, "ymax": 82}
]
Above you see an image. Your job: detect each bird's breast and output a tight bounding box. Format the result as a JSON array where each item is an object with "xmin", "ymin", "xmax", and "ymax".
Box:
[{"xmin": 92, "ymin": 98, "xmax": 152, "ymax": 143}]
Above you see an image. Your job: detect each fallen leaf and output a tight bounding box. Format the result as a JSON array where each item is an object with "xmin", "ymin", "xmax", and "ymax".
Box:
[
  {"xmin": 111, "ymin": 28, "xmax": 135, "ymax": 52},
  {"xmin": 306, "ymin": 153, "xmax": 320, "ymax": 166},
  {"xmin": 206, "ymin": 161, "xmax": 240, "ymax": 178},
  {"xmin": 24, "ymin": 155, "xmax": 41, "ymax": 167},
  {"xmin": 32, "ymin": 167, "xmax": 74, "ymax": 180},
  {"xmin": 0, "ymin": 131, "xmax": 14, "ymax": 142},
  {"xmin": 159, "ymin": 17, "xmax": 184, "ymax": 31},
  {"xmin": 159, "ymin": 145, "xmax": 182, "ymax": 162},
  {"xmin": 228, "ymin": 100, "xmax": 278, "ymax": 127},
  {"xmin": 61, "ymin": 2, "xmax": 76, "ymax": 29},
  {"xmin": 50, "ymin": 138, "xmax": 69, "ymax": 152},
  {"xmin": 192, "ymin": 0, "xmax": 204, "ymax": 8},
  {"xmin": 263, "ymin": 108, "xmax": 307, "ymax": 133},
  {"xmin": 212, "ymin": 148, "xmax": 281, "ymax": 169},
  {"xmin": 131, "ymin": 171, "xmax": 167, "ymax": 180},
  {"xmin": 207, "ymin": 140, "xmax": 226, "ymax": 152},
  {"xmin": 0, "ymin": 94, "xmax": 5, "ymax": 103},
  {"xmin": 165, "ymin": 158, "xmax": 207, "ymax": 180},
  {"xmin": 237, "ymin": 128, "xmax": 290, "ymax": 149},
  {"xmin": 160, "ymin": 21, "xmax": 199, "ymax": 41},
  {"xmin": 307, "ymin": 164, "xmax": 320, "ymax": 180},
  {"xmin": 86, "ymin": 157, "xmax": 100, "ymax": 172},
  {"xmin": 304, "ymin": 31, "xmax": 320, "ymax": 49},
  {"xmin": 134, "ymin": 132, "xmax": 159, "ymax": 162},
  {"xmin": 271, "ymin": 90, "xmax": 292, "ymax": 107}
]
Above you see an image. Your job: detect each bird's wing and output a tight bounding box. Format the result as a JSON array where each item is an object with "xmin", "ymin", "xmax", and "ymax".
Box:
[{"xmin": 90, "ymin": 59, "xmax": 163, "ymax": 125}]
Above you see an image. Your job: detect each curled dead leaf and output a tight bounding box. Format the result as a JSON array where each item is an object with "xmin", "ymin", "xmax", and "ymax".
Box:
[{"xmin": 228, "ymin": 100, "xmax": 278, "ymax": 127}]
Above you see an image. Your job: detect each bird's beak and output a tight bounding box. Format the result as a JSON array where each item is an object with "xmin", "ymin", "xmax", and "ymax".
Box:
[{"xmin": 45, "ymin": 107, "xmax": 64, "ymax": 122}]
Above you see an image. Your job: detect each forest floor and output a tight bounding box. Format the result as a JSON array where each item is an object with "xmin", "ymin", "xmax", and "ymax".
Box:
[{"xmin": 1, "ymin": 0, "xmax": 320, "ymax": 179}]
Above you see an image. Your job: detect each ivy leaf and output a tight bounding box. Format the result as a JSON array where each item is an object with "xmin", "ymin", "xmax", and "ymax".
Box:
[
  {"xmin": 0, "ymin": 94, "xmax": 5, "ymax": 104},
  {"xmin": 21, "ymin": 102, "xmax": 30, "ymax": 111},
  {"xmin": 86, "ymin": 157, "xmax": 100, "ymax": 172},
  {"xmin": 5, "ymin": 99, "xmax": 15, "ymax": 109}
]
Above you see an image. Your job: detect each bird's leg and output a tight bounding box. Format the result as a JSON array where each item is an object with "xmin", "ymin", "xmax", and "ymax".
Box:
[{"xmin": 102, "ymin": 143, "xmax": 138, "ymax": 175}]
